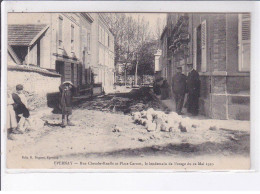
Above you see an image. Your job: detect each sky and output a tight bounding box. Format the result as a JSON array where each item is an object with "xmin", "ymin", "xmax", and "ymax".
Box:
[{"xmin": 125, "ymin": 13, "xmax": 167, "ymax": 37}]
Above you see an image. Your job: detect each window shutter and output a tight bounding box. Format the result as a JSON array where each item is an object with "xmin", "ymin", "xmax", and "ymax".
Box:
[
  {"xmin": 193, "ymin": 27, "xmax": 197, "ymax": 70},
  {"xmin": 201, "ymin": 20, "xmax": 207, "ymax": 72},
  {"xmin": 239, "ymin": 13, "xmax": 250, "ymax": 72}
]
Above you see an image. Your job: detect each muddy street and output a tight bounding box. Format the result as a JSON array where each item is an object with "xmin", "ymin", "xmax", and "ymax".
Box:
[{"xmin": 7, "ymin": 87, "xmax": 250, "ymax": 169}]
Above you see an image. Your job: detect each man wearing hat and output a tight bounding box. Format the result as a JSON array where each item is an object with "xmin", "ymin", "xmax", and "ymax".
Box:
[
  {"xmin": 59, "ymin": 81, "xmax": 76, "ymax": 127},
  {"xmin": 186, "ymin": 63, "xmax": 200, "ymax": 116},
  {"xmin": 172, "ymin": 66, "xmax": 187, "ymax": 115}
]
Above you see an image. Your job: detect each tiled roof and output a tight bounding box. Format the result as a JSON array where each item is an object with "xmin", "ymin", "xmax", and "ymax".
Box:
[{"xmin": 8, "ymin": 24, "xmax": 48, "ymax": 46}]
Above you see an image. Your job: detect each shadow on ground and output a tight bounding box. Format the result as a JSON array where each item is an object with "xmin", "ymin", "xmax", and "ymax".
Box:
[{"xmin": 57, "ymin": 129, "xmax": 249, "ymax": 159}]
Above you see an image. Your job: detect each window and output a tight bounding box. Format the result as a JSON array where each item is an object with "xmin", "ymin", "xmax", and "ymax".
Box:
[
  {"xmin": 99, "ymin": 26, "xmax": 102, "ymax": 42},
  {"xmin": 58, "ymin": 16, "xmax": 63, "ymax": 47},
  {"xmin": 87, "ymin": 33, "xmax": 91, "ymax": 52},
  {"xmin": 105, "ymin": 32, "xmax": 108, "ymax": 47},
  {"xmin": 201, "ymin": 20, "xmax": 207, "ymax": 72},
  {"xmin": 102, "ymin": 28, "xmax": 105, "ymax": 45},
  {"xmin": 193, "ymin": 20, "xmax": 207, "ymax": 72},
  {"xmin": 71, "ymin": 24, "xmax": 75, "ymax": 52},
  {"xmin": 238, "ymin": 13, "xmax": 250, "ymax": 72},
  {"xmin": 193, "ymin": 27, "xmax": 197, "ymax": 70}
]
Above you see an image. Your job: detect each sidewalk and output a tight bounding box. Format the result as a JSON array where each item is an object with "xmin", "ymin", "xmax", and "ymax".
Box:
[{"xmin": 150, "ymin": 90, "xmax": 250, "ymax": 132}]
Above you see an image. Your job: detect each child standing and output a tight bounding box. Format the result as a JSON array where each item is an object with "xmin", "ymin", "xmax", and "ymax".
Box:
[{"xmin": 59, "ymin": 81, "xmax": 76, "ymax": 127}]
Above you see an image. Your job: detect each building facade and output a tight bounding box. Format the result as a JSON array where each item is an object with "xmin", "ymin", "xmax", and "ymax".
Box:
[
  {"xmin": 8, "ymin": 13, "xmax": 115, "ymax": 95},
  {"xmin": 79, "ymin": 13, "xmax": 94, "ymax": 89},
  {"xmin": 8, "ymin": 13, "xmax": 84, "ymax": 91},
  {"xmin": 91, "ymin": 13, "xmax": 115, "ymax": 93},
  {"xmin": 160, "ymin": 13, "xmax": 250, "ymax": 120}
]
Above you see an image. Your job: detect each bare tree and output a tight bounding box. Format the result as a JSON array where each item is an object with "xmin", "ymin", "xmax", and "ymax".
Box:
[{"xmin": 103, "ymin": 13, "xmax": 153, "ymax": 85}]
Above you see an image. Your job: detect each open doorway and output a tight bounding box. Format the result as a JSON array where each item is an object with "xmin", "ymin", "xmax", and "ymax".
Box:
[{"xmin": 55, "ymin": 61, "xmax": 65, "ymax": 83}]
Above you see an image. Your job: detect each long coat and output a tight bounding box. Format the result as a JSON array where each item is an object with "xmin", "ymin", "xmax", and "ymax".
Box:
[
  {"xmin": 59, "ymin": 83, "xmax": 75, "ymax": 115},
  {"xmin": 186, "ymin": 69, "xmax": 200, "ymax": 115},
  {"xmin": 172, "ymin": 72, "xmax": 187, "ymax": 95}
]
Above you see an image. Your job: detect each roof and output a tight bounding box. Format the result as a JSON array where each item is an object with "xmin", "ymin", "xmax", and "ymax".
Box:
[
  {"xmin": 80, "ymin": 13, "xmax": 94, "ymax": 23},
  {"xmin": 8, "ymin": 24, "xmax": 49, "ymax": 46},
  {"xmin": 8, "ymin": 45, "xmax": 22, "ymax": 64}
]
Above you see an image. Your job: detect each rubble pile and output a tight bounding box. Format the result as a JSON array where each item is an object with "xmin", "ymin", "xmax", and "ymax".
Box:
[
  {"xmin": 132, "ymin": 108, "xmax": 218, "ymax": 133},
  {"xmin": 80, "ymin": 88, "xmax": 164, "ymax": 114},
  {"xmin": 81, "ymin": 95, "xmax": 132, "ymax": 113}
]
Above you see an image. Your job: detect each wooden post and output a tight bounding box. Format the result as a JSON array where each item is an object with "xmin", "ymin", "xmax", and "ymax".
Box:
[{"xmin": 27, "ymin": 46, "xmax": 30, "ymax": 66}]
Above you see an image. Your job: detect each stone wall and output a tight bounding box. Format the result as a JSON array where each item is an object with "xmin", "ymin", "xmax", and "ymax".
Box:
[
  {"xmin": 199, "ymin": 74, "xmax": 250, "ymax": 120},
  {"xmin": 7, "ymin": 67, "xmax": 61, "ymax": 109}
]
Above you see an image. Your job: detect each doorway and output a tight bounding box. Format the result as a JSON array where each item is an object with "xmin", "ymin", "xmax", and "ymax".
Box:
[
  {"xmin": 71, "ymin": 63, "xmax": 74, "ymax": 84},
  {"xmin": 55, "ymin": 61, "xmax": 65, "ymax": 83}
]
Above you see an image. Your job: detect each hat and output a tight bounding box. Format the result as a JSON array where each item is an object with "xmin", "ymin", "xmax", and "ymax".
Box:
[
  {"xmin": 16, "ymin": 84, "xmax": 23, "ymax": 91},
  {"xmin": 63, "ymin": 81, "xmax": 74, "ymax": 86}
]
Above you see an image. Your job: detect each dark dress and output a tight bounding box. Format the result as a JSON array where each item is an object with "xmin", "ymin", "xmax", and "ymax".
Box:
[
  {"xmin": 160, "ymin": 80, "xmax": 169, "ymax": 100},
  {"xmin": 12, "ymin": 93, "xmax": 30, "ymax": 122},
  {"xmin": 172, "ymin": 72, "xmax": 187, "ymax": 114},
  {"xmin": 186, "ymin": 69, "xmax": 200, "ymax": 115},
  {"xmin": 59, "ymin": 83, "xmax": 75, "ymax": 115}
]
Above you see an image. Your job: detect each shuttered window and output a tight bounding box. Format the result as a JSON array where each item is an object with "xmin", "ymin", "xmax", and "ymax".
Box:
[
  {"xmin": 238, "ymin": 13, "xmax": 250, "ymax": 72},
  {"xmin": 58, "ymin": 16, "xmax": 63, "ymax": 47},
  {"xmin": 201, "ymin": 20, "xmax": 207, "ymax": 72},
  {"xmin": 193, "ymin": 27, "xmax": 197, "ymax": 70},
  {"xmin": 71, "ymin": 24, "xmax": 74, "ymax": 52}
]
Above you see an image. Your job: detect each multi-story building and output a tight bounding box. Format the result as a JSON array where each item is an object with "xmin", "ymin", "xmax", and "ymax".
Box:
[
  {"xmin": 90, "ymin": 13, "xmax": 115, "ymax": 93},
  {"xmin": 79, "ymin": 13, "xmax": 94, "ymax": 89},
  {"xmin": 160, "ymin": 13, "xmax": 250, "ymax": 120},
  {"xmin": 8, "ymin": 13, "xmax": 95, "ymax": 93}
]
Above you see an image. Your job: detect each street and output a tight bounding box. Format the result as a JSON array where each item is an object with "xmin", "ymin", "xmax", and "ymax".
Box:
[{"xmin": 7, "ymin": 87, "xmax": 250, "ymax": 169}]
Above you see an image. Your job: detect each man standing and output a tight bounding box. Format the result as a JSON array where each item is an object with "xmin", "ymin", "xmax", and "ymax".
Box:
[
  {"xmin": 172, "ymin": 67, "xmax": 186, "ymax": 115},
  {"xmin": 186, "ymin": 63, "xmax": 200, "ymax": 116}
]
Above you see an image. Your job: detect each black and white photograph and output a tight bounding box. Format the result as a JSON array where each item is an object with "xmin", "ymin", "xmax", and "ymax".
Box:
[{"xmin": 5, "ymin": 11, "xmax": 250, "ymax": 170}]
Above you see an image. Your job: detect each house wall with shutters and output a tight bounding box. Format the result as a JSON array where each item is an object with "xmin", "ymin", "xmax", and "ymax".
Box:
[{"xmin": 164, "ymin": 12, "xmax": 250, "ymax": 120}]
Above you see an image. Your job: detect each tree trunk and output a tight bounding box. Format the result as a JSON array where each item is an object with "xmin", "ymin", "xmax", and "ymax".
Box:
[{"xmin": 135, "ymin": 58, "xmax": 138, "ymax": 86}]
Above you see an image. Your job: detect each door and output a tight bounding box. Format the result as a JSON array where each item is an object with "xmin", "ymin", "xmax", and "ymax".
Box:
[
  {"xmin": 55, "ymin": 61, "xmax": 65, "ymax": 83},
  {"xmin": 71, "ymin": 63, "xmax": 74, "ymax": 84}
]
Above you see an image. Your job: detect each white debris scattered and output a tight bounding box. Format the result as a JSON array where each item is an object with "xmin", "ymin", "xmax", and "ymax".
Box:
[
  {"xmin": 132, "ymin": 109, "xmax": 220, "ymax": 133},
  {"xmin": 112, "ymin": 125, "xmax": 121, "ymax": 132}
]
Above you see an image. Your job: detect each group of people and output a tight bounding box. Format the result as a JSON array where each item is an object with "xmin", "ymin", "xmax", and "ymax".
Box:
[
  {"xmin": 7, "ymin": 81, "xmax": 76, "ymax": 140},
  {"xmin": 7, "ymin": 84, "xmax": 31, "ymax": 140},
  {"xmin": 172, "ymin": 63, "xmax": 200, "ymax": 116}
]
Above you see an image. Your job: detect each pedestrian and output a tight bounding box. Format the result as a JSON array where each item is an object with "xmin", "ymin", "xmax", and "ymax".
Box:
[
  {"xmin": 12, "ymin": 84, "xmax": 31, "ymax": 132},
  {"xmin": 153, "ymin": 77, "xmax": 163, "ymax": 95},
  {"xmin": 172, "ymin": 67, "xmax": 187, "ymax": 115},
  {"xmin": 7, "ymin": 93, "xmax": 18, "ymax": 140},
  {"xmin": 186, "ymin": 63, "xmax": 200, "ymax": 116},
  {"xmin": 59, "ymin": 81, "xmax": 76, "ymax": 127},
  {"xmin": 161, "ymin": 79, "xmax": 169, "ymax": 100}
]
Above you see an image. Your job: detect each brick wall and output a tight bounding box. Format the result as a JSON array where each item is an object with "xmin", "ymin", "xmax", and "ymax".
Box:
[{"xmin": 212, "ymin": 14, "xmax": 227, "ymax": 72}]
